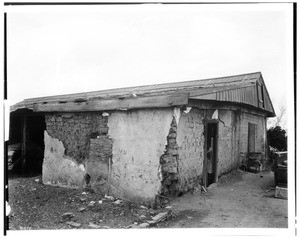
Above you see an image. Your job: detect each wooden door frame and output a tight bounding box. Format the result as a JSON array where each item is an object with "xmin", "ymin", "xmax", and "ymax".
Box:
[{"xmin": 203, "ymin": 120, "xmax": 219, "ymax": 187}]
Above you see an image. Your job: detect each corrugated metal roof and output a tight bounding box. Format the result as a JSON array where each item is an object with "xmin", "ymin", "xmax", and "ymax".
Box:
[{"xmin": 11, "ymin": 72, "xmax": 275, "ymax": 116}]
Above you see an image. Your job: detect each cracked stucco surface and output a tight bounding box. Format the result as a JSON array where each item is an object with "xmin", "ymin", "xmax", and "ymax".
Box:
[
  {"xmin": 177, "ymin": 108, "xmax": 205, "ymax": 191},
  {"xmin": 107, "ymin": 108, "xmax": 174, "ymax": 202}
]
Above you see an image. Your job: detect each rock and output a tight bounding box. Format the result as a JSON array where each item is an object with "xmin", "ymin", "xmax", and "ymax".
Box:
[
  {"xmin": 113, "ymin": 199, "xmax": 122, "ymax": 205},
  {"xmin": 165, "ymin": 206, "xmax": 173, "ymax": 209},
  {"xmin": 152, "ymin": 211, "xmax": 169, "ymax": 222},
  {"xmin": 138, "ymin": 223, "xmax": 150, "ymax": 228},
  {"xmin": 146, "ymin": 220, "xmax": 158, "ymax": 226},
  {"xmin": 140, "ymin": 215, "xmax": 146, "ymax": 219},
  {"xmin": 126, "ymin": 224, "xmax": 139, "ymax": 229},
  {"xmin": 104, "ymin": 195, "xmax": 114, "ymax": 201},
  {"xmin": 98, "ymin": 200, "xmax": 103, "ymax": 204},
  {"xmin": 88, "ymin": 201, "xmax": 96, "ymax": 206},
  {"xmin": 88, "ymin": 223, "xmax": 101, "ymax": 229},
  {"xmin": 79, "ymin": 197, "xmax": 86, "ymax": 202},
  {"xmin": 82, "ymin": 192, "xmax": 87, "ymax": 195},
  {"xmin": 140, "ymin": 205, "xmax": 147, "ymax": 209},
  {"xmin": 66, "ymin": 221, "xmax": 81, "ymax": 228},
  {"xmin": 34, "ymin": 179, "xmax": 39, "ymax": 182},
  {"xmin": 187, "ymin": 216, "xmax": 193, "ymax": 219},
  {"xmin": 61, "ymin": 212, "xmax": 74, "ymax": 219},
  {"xmin": 78, "ymin": 207, "xmax": 86, "ymax": 212}
]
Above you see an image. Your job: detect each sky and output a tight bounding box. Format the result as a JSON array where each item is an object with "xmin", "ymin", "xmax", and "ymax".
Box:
[{"xmin": 6, "ymin": 3, "xmax": 293, "ymax": 128}]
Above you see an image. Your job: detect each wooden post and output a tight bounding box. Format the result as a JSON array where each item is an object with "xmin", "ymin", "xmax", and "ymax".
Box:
[
  {"xmin": 213, "ymin": 124, "xmax": 219, "ymax": 183},
  {"xmin": 21, "ymin": 116, "xmax": 27, "ymax": 174}
]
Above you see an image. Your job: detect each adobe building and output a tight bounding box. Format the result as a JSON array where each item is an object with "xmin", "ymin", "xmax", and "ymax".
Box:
[{"xmin": 9, "ymin": 72, "xmax": 275, "ymax": 204}]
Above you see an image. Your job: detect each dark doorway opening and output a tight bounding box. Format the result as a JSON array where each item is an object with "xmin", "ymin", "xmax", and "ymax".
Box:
[
  {"xmin": 9, "ymin": 113, "xmax": 46, "ymax": 175},
  {"xmin": 204, "ymin": 121, "xmax": 218, "ymax": 187}
]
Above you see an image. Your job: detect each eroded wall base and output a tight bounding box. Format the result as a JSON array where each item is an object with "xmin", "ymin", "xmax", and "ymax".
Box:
[{"xmin": 43, "ymin": 131, "xmax": 86, "ymax": 187}]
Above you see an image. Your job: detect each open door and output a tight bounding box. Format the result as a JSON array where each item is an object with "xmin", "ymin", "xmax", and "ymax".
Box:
[{"xmin": 203, "ymin": 121, "xmax": 218, "ymax": 187}]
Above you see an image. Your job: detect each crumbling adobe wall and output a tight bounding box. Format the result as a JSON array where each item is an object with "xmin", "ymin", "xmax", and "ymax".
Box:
[
  {"xmin": 176, "ymin": 108, "xmax": 206, "ymax": 192},
  {"xmin": 45, "ymin": 113, "xmax": 109, "ymax": 163},
  {"xmin": 216, "ymin": 110, "xmax": 237, "ymax": 175},
  {"xmin": 43, "ymin": 131, "xmax": 86, "ymax": 187},
  {"xmin": 44, "ymin": 113, "xmax": 112, "ymax": 188},
  {"xmin": 175, "ymin": 107, "xmax": 240, "ymax": 185},
  {"xmin": 107, "ymin": 108, "xmax": 174, "ymax": 203},
  {"xmin": 86, "ymin": 134, "xmax": 113, "ymax": 194},
  {"xmin": 159, "ymin": 117, "xmax": 180, "ymax": 196}
]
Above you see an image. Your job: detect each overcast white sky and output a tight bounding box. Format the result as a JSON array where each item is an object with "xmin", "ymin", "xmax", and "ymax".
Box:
[{"xmin": 6, "ymin": 3, "xmax": 293, "ymax": 128}]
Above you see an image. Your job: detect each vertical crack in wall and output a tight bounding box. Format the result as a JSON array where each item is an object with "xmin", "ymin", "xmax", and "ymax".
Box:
[{"xmin": 159, "ymin": 116, "xmax": 180, "ymax": 197}]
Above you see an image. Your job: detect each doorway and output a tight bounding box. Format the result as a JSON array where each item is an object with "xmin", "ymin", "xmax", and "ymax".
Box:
[
  {"xmin": 9, "ymin": 113, "xmax": 46, "ymax": 174},
  {"xmin": 204, "ymin": 121, "xmax": 218, "ymax": 187}
]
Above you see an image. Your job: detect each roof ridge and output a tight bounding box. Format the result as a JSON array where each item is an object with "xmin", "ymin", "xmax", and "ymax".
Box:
[{"xmin": 20, "ymin": 72, "xmax": 261, "ymax": 102}]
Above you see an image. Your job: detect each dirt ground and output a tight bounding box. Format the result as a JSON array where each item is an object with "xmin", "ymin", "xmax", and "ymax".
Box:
[
  {"xmin": 161, "ymin": 170, "xmax": 288, "ymax": 228},
  {"xmin": 7, "ymin": 169, "xmax": 287, "ymax": 231}
]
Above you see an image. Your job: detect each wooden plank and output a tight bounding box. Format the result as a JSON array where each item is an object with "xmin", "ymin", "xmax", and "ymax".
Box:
[
  {"xmin": 33, "ymin": 94, "xmax": 189, "ymax": 112},
  {"xmin": 190, "ymin": 93, "xmax": 216, "ymax": 101}
]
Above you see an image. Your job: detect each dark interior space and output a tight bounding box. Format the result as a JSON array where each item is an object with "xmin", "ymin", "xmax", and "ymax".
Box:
[
  {"xmin": 206, "ymin": 122, "xmax": 218, "ymax": 186},
  {"xmin": 9, "ymin": 113, "xmax": 46, "ymax": 174}
]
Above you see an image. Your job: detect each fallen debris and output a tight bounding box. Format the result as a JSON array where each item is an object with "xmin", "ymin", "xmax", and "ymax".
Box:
[
  {"xmin": 275, "ymin": 186, "xmax": 287, "ymax": 199},
  {"xmin": 113, "ymin": 199, "xmax": 122, "ymax": 205},
  {"xmin": 66, "ymin": 221, "xmax": 81, "ymax": 228},
  {"xmin": 146, "ymin": 220, "xmax": 158, "ymax": 226},
  {"xmin": 104, "ymin": 195, "xmax": 114, "ymax": 201},
  {"xmin": 61, "ymin": 212, "xmax": 74, "ymax": 219},
  {"xmin": 88, "ymin": 223, "xmax": 101, "ymax": 229},
  {"xmin": 126, "ymin": 224, "xmax": 139, "ymax": 229},
  {"xmin": 79, "ymin": 197, "xmax": 86, "ymax": 202},
  {"xmin": 78, "ymin": 207, "xmax": 86, "ymax": 212},
  {"xmin": 138, "ymin": 223, "xmax": 150, "ymax": 228},
  {"xmin": 152, "ymin": 211, "xmax": 169, "ymax": 222},
  {"xmin": 88, "ymin": 201, "xmax": 96, "ymax": 206}
]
